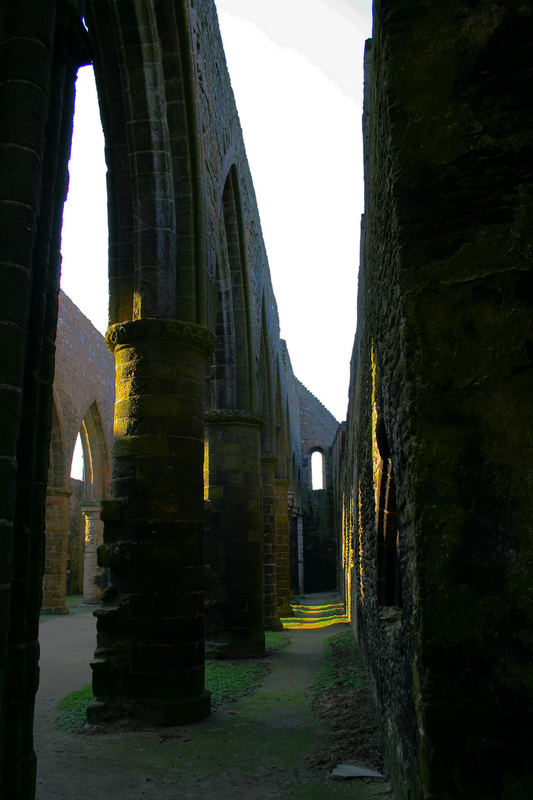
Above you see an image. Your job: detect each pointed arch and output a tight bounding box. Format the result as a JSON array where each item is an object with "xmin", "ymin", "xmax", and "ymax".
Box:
[
  {"xmin": 49, "ymin": 391, "xmax": 67, "ymax": 490},
  {"xmin": 75, "ymin": 401, "xmax": 111, "ymax": 501},
  {"xmin": 274, "ymin": 360, "xmax": 289, "ymax": 479},
  {"xmin": 259, "ymin": 296, "xmax": 275, "ymax": 452},
  {"xmin": 85, "ymin": 0, "xmax": 204, "ymax": 324},
  {"xmin": 207, "ymin": 165, "xmax": 253, "ymax": 411}
]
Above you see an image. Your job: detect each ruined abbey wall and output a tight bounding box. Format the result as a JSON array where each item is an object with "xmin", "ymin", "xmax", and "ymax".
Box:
[
  {"xmin": 334, "ymin": 2, "xmax": 533, "ymax": 798},
  {"xmin": 2, "ymin": 1, "xmax": 531, "ymax": 798},
  {"xmin": 43, "ymin": 290, "xmax": 114, "ymax": 612},
  {"xmin": 0, "ymin": 2, "xmax": 339, "ymax": 791}
]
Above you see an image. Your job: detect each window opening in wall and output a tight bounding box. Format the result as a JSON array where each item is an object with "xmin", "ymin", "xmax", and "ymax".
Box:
[
  {"xmin": 60, "ymin": 64, "xmax": 107, "ymax": 336},
  {"xmin": 203, "ymin": 440, "xmax": 209, "ymax": 501},
  {"xmin": 311, "ymin": 450, "xmax": 324, "ymax": 491},
  {"xmin": 375, "ymin": 418, "xmax": 403, "ymax": 608},
  {"xmin": 70, "ymin": 432, "xmax": 84, "ymax": 481}
]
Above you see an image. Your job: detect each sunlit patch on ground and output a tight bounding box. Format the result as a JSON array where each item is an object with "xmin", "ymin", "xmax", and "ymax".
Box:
[{"xmin": 281, "ymin": 598, "xmax": 349, "ymax": 629}]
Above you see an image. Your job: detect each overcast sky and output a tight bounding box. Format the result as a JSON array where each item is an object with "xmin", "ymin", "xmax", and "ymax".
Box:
[{"xmin": 61, "ymin": 0, "xmax": 372, "ymax": 422}]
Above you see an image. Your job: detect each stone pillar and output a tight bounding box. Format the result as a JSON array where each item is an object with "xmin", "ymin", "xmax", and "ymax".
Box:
[
  {"xmin": 297, "ymin": 514, "xmax": 304, "ymax": 596},
  {"xmin": 261, "ymin": 454, "xmax": 282, "ymax": 631},
  {"xmin": 88, "ymin": 319, "xmax": 214, "ymax": 726},
  {"xmin": 204, "ymin": 410, "xmax": 265, "ymax": 658},
  {"xmin": 274, "ymin": 478, "xmax": 293, "ymax": 617},
  {"xmin": 81, "ymin": 502, "xmax": 107, "ymax": 603},
  {"xmin": 42, "ymin": 487, "xmax": 72, "ymax": 614}
]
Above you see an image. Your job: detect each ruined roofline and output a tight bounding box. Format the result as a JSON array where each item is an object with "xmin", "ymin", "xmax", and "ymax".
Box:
[{"xmin": 295, "ymin": 376, "xmax": 339, "ymax": 425}]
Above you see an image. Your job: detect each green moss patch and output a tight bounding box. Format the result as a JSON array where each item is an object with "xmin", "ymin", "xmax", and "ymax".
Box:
[
  {"xmin": 311, "ymin": 629, "xmax": 365, "ymax": 698},
  {"xmin": 56, "ymin": 685, "xmax": 93, "ymax": 729},
  {"xmin": 55, "ymin": 637, "xmax": 290, "ymax": 729}
]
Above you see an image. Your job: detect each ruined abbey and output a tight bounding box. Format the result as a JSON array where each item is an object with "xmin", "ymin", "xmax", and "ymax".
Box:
[{"xmin": 0, "ymin": 1, "xmax": 532, "ymax": 798}]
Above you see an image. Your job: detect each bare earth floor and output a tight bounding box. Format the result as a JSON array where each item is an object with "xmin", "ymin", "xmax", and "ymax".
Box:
[{"xmin": 35, "ymin": 595, "xmax": 391, "ymax": 800}]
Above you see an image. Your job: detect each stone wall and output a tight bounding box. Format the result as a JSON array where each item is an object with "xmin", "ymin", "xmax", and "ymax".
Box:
[
  {"xmin": 334, "ymin": 2, "xmax": 533, "ymax": 798},
  {"xmin": 42, "ymin": 290, "xmax": 114, "ymax": 613},
  {"xmin": 295, "ymin": 379, "xmax": 339, "ymax": 593}
]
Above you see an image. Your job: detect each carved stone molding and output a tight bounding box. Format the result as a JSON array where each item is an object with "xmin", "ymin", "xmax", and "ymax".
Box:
[
  {"xmin": 106, "ymin": 319, "xmax": 216, "ymax": 354},
  {"xmin": 205, "ymin": 409, "xmax": 263, "ymax": 428}
]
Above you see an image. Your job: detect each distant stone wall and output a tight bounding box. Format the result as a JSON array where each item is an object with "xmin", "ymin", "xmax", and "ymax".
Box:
[
  {"xmin": 53, "ymin": 291, "xmax": 114, "ymax": 472},
  {"xmin": 294, "ymin": 379, "xmax": 339, "ymax": 593},
  {"xmin": 42, "ymin": 291, "xmax": 114, "ymax": 612}
]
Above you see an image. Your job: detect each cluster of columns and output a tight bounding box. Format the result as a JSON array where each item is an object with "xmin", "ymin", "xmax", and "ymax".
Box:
[{"xmin": 87, "ymin": 318, "xmax": 297, "ymax": 724}]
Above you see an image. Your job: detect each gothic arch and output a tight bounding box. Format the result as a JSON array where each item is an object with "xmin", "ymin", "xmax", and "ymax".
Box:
[
  {"xmin": 258, "ymin": 296, "xmax": 275, "ymax": 453},
  {"xmin": 77, "ymin": 400, "xmax": 111, "ymax": 502},
  {"xmin": 86, "ymin": 0, "xmax": 203, "ymax": 324},
  {"xmin": 48, "ymin": 391, "xmax": 67, "ymax": 490},
  {"xmin": 207, "ymin": 165, "xmax": 253, "ymax": 411}
]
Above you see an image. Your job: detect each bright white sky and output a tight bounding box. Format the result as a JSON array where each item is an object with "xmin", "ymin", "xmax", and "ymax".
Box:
[{"xmin": 60, "ymin": 0, "xmax": 372, "ymax": 422}]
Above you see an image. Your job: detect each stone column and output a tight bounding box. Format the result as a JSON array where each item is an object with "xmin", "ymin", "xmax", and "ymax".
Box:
[
  {"xmin": 204, "ymin": 410, "xmax": 265, "ymax": 657},
  {"xmin": 274, "ymin": 478, "xmax": 293, "ymax": 617},
  {"xmin": 81, "ymin": 502, "xmax": 107, "ymax": 603},
  {"xmin": 42, "ymin": 487, "xmax": 72, "ymax": 614},
  {"xmin": 297, "ymin": 514, "xmax": 304, "ymax": 596},
  {"xmin": 261, "ymin": 454, "xmax": 282, "ymax": 631},
  {"xmin": 88, "ymin": 319, "xmax": 214, "ymax": 726}
]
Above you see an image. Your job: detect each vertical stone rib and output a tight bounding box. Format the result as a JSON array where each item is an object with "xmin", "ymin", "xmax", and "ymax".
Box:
[
  {"xmin": 261, "ymin": 453, "xmax": 282, "ymax": 631},
  {"xmin": 274, "ymin": 478, "xmax": 293, "ymax": 617}
]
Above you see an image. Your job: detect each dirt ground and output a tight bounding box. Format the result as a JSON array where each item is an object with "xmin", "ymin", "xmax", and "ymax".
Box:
[{"xmin": 35, "ymin": 595, "xmax": 391, "ymax": 799}]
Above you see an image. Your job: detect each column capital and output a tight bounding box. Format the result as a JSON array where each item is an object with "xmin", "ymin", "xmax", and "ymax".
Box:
[
  {"xmin": 205, "ymin": 409, "xmax": 263, "ymax": 429},
  {"xmin": 106, "ymin": 319, "xmax": 215, "ymax": 354}
]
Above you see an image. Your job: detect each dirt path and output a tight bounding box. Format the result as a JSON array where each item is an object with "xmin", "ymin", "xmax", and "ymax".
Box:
[{"xmin": 35, "ymin": 597, "xmax": 389, "ymax": 799}]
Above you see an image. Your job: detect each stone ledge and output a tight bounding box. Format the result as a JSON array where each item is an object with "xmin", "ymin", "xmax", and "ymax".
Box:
[
  {"xmin": 106, "ymin": 319, "xmax": 215, "ymax": 354},
  {"xmin": 205, "ymin": 409, "xmax": 263, "ymax": 428}
]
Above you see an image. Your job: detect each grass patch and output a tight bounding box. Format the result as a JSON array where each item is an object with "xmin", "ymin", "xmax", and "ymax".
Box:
[
  {"xmin": 307, "ymin": 629, "xmax": 384, "ymax": 775},
  {"xmin": 207, "ymin": 660, "xmax": 267, "ymax": 707},
  {"xmin": 56, "ymin": 634, "xmax": 291, "ymax": 728},
  {"xmin": 311, "ymin": 629, "xmax": 365, "ymax": 698},
  {"xmin": 56, "ymin": 685, "xmax": 93, "ymax": 729},
  {"xmin": 265, "ymin": 631, "xmax": 290, "ymax": 651}
]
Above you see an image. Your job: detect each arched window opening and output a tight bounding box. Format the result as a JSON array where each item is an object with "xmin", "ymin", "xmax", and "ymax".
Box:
[
  {"xmin": 70, "ymin": 431, "xmax": 84, "ymax": 481},
  {"xmin": 311, "ymin": 450, "xmax": 325, "ymax": 491},
  {"xmin": 203, "ymin": 439, "xmax": 210, "ymax": 501},
  {"xmin": 375, "ymin": 419, "xmax": 403, "ymax": 608},
  {"xmin": 61, "ymin": 64, "xmax": 107, "ymax": 334}
]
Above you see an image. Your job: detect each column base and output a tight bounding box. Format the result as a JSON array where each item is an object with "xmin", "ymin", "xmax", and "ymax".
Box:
[{"xmin": 87, "ymin": 691, "xmax": 211, "ymax": 727}]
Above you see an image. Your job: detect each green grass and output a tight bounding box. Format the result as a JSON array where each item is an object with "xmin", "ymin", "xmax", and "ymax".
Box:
[
  {"xmin": 265, "ymin": 631, "xmax": 290, "ymax": 651},
  {"xmin": 207, "ymin": 660, "xmax": 267, "ymax": 707},
  {"xmin": 56, "ymin": 685, "xmax": 93, "ymax": 729},
  {"xmin": 56, "ymin": 630, "xmax": 291, "ymax": 729},
  {"xmin": 311, "ymin": 629, "xmax": 366, "ymax": 698}
]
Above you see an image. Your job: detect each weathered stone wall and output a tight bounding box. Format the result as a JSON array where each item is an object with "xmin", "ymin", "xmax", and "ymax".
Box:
[
  {"xmin": 67, "ymin": 480, "xmax": 84, "ymax": 595},
  {"xmin": 0, "ymin": 1, "xmax": 89, "ymax": 792},
  {"xmin": 335, "ymin": 2, "xmax": 533, "ymax": 798},
  {"xmin": 43, "ymin": 290, "xmax": 114, "ymax": 612},
  {"xmin": 53, "ymin": 291, "xmax": 114, "ymax": 476}
]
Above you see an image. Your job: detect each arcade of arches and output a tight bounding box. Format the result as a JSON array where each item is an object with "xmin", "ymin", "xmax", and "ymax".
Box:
[{"xmin": 0, "ymin": 2, "xmax": 532, "ymax": 799}]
